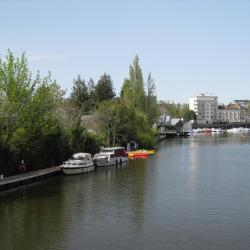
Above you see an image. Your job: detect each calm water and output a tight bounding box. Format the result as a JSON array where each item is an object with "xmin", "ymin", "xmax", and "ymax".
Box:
[{"xmin": 1, "ymin": 134, "xmax": 250, "ymax": 250}]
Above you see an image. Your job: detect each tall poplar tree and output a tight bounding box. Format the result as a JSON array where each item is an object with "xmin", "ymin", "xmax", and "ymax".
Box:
[
  {"xmin": 129, "ymin": 55, "xmax": 145, "ymax": 111},
  {"xmin": 146, "ymin": 73, "xmax": 158, "ymax": 125}
]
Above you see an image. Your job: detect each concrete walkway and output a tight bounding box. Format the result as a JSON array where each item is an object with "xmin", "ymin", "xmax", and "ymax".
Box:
[{"xmin": 0, "ymin": 166, "xmax": 62, "ymax": 191}]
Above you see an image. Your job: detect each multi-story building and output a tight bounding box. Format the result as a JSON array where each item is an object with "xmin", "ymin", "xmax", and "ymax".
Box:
[
  {"xmin": 218, "ymin": 103, "xmax": 247, "ymax": 123},
  {"xmin": 189, "ymin": 93, "xmax": 218, "ymax": 124}
]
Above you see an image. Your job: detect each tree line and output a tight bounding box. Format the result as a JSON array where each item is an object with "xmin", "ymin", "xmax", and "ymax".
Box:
[
  {"xmin": 0, "ymin": 51, "xmax": 158, "ymax": 176},
  {"xmin": 158, "ymin": 101, "xmax": 197, "ymax": 122}
]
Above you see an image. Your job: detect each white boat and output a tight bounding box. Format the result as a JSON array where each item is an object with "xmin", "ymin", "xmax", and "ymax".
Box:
[
  {"xmin": 211, "ymin": 128, "xmax": 224, "ymax": 133},
  {"xmin": 227, "ymin": 127, "xmax": 244, "ymax": 133},
  {"xmin": 94, "ymin": 147, "xmax": 128, "ymax": 167},
  {"xmin": 193, "ymin": 128, "xmax": 203, "ymax": 133},
  {"xmin": 62, "ymin": 153, "xmax": 94, "ymax": 175}
]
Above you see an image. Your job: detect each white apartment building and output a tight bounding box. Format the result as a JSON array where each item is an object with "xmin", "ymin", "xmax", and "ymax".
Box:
[{"xmin": 189, "ymin": 93, "xmax": 218, "ymax": 124}]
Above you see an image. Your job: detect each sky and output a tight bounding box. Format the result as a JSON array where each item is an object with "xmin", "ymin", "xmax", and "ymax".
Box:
[{"xmin": 0, "ymin": 0, "xmax": 250, "ymax": 104}]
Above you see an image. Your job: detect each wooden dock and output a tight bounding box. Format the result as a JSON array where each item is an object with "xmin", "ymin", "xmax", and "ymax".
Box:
[{"xmin": 0, "ymin": 166, "xmax": 62, "ymax": 191}]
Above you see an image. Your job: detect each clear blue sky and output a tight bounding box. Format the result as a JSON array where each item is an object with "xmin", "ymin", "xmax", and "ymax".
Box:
[{"xmin": 1, "ymin": 0, "xmax": 250, "ymax": 104}]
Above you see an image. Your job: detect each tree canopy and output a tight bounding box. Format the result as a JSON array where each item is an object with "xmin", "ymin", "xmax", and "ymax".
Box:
[{"xmin": 95, "ymin": 73, "xmax": 115, "ymax": 104}]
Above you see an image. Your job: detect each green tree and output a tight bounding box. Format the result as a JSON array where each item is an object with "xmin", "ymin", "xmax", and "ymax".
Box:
[
  {"xmin": 0, "ymin": 50, "xmax": 34, "ymax": 144},
  {"xmin": 87, "ymin": 78, "xmax": 96, "ymax": 110},
  {"xmin": 180, "ymin": 105, "xmax": 197, "ymax": 121},
  {"xmin": 70, "ymin": 75, "xmax": 89, "ymax": 111},
  {"xmin": 129, "ymin": 55, "xmax": 145, "ymax": 111},
  {"xmin": 21, "ymin": 72, "xmax": 66, "ymax": 168},
  {"xmin": 158, "ymin": 101, "xmax": 179, "ymax": 117},
  {"xmin": 119, "ymin": 56, "xmax": 157, "ymax": 148},
  {"xmin": 0, "ymin": 50, "xmax": 68, "ymax": 175},
  {"xmin": 96, "ymin": 100, "xmax": 116, "ymax": 146},
  {"xmin": 95, "ymin": 73, "xmax": 115, "ymax": 104},
  {"xmin": 146, "ymin": 73, "xmax": 158, "ymax": 125}
]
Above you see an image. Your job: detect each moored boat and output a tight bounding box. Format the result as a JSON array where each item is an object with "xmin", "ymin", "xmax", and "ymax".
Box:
[
  {"xmin": 127, "ymin": 149, "xmax": 155, "ymax": 157},
  {"xmin": 62, "ymin": 153, "xmax": 94, "ymax": 175},
  {"xmin": 94, "ymin": 147, "xmax": 128, "ymax": 167},
  {"xmin": 146, "ymin": 149, "xmax": 156, "ymax": 155}
]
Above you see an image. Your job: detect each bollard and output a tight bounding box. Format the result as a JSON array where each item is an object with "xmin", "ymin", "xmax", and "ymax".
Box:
[{"xmin": 0, "ymin": 174, "xmax": 3, "ymax": 179}]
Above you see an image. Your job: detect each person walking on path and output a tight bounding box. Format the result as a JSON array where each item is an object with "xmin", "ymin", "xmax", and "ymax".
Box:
[{"xmin": 19, "ymin": 160, "xmax": 26, "ymax": 173}]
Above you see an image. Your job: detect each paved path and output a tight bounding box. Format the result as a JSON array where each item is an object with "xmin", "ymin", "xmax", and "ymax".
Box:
[{"xmin": 0, "ymin": 166, "xmax": 62, "ymax": 191}]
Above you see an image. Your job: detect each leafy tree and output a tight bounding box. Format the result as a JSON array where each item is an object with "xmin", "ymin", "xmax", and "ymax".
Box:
[
  {"xmin": 146, "ymin": 73, "xmax": 158, "ymax": 125},
  {"xmin": 70, "ymin": 75, "xmax": 89, "ymax": 112},
  {"xmin": 95, "ymin": 73, "xmax": 115, "ymax": 104},
  {"xmin": 97, "ymin": 99, "xmax": 155, "ymax": 148},
  {"xmin": 20, "ymin": 72, "xmax": 66, "ymax": 168},
  {"xmin": 0, "ymin": 50, "xmax": 34, "ymax": 144},
  {"xmin": 158, "ymin": 101, "xmax": 197, "ymax": 121},
  {"xmin": 119, "ymin": 56, "xmax": 158, "ymax": 148},
  {"xmin": 87, "ymin": 78, "xmax": 96, "ymax": 110},
  {"xmin": 0, "ymin": 50, "xmax": 69, "ymax": 175},
  {"xmin": 96, "ymin": 100, "xmax": 116, "ymax": 146},
  {"xmin": 158, "ymin": 101, "xmax": 180, "ymax": 117},
  {"xmin": 129, "ymin": 55, "xmax": 145, "ymax": 111},
  {"xmin": 180, "ymin": 105, "xmax": 197, "ymax": 121}
]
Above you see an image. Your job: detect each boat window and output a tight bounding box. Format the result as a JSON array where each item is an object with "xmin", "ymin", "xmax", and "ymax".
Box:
[
  {"xmin": 100, "ymin": 150, "xmax": 114, "ymax": 153},
  {"xmin": 78, "ymin": 157, "xmax": 87, "ymax": 160}
]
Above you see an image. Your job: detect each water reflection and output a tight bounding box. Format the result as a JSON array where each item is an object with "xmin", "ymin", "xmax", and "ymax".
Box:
[
  {"xmin": 0, "ymin": 177, "xmax": 67, "ymax": 250},
  {"xmin": 1, "ymin": 134, "xmax": 250, "ymax": 249}
]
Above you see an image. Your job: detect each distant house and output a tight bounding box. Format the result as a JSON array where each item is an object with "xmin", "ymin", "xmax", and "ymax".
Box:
[
  {"xmin": 81, "ymin": 115, "xmax": 98, "ymax": 134},
  {"xmin": 157, "ymin": 114, "xmax": 184, "ymax": 135}
]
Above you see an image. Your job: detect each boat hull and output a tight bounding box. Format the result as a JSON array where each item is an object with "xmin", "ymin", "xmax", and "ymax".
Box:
[
  {"xmin": 62, "ymin": 164, "xmax": 94, "ymax": 175},
  {"xmin": 127, "ymin": 149, "xmax": 155, "ymax": 157},
  {"xmin": 94, "ymin": 158, "xmax": 128, "ymax": 167}
]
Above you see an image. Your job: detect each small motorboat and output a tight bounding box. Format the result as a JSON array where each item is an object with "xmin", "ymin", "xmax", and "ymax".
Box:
[
  {"xmin": 93, "ymin": 147, "xmax": 128, "ymax": 167},
  {"xmin": 62, "ymin": 153, "xmax": 94, "ymax": 175}
]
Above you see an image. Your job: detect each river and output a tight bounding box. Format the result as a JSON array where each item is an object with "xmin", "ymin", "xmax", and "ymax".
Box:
[{"xmin": 1, "ymin": 133, "xmax": 250, "ymax": 250}]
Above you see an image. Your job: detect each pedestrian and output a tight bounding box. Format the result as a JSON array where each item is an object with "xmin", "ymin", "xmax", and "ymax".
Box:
[{"xmin": 19, "ymin": 160, "xmax": 26, "ymax": 173}]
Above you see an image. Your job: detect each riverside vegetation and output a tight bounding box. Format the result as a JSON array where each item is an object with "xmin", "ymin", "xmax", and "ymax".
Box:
[{"xmin": 0, "ymin": 51, "xmax": 158, "ymax": 176}]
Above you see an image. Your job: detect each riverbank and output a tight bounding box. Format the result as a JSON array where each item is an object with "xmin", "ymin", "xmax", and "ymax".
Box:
[{"xmin": 0, "ymin": 166, "xmax": 62, "ymax": 191}]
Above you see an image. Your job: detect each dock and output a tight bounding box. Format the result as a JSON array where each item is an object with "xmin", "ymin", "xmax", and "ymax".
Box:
[{"xmin": 0, "ymin": 166, "xmax": 62, "ymax": 191}]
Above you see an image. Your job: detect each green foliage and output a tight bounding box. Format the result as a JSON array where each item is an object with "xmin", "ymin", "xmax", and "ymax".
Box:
[
  {"xmin": 87, "ymin": 78, "xmax": 96, "ymax": 111},
  {"xmin": 128, "ymin": 55, "xmax": 146, "ymax": 111},
  {"xmin": 68, "ymin": 116, "xmax": 100, "ymax": 154},
  {"xmin": 0, "ymin": 50, "xmax": 34, "ymax": 144},
  {"xmin": 0, "ymin": 51, "xmax": 68, "ymax": 176},
  {"xmin": 70, "ymin": 75, "xmax": 89, "ymax": 112},
  {"xmin": 97, "ymin": 98, "xmax": 156, "ymax": 148},
  {"xmin": 158, "ymin": 101, "xmax": 197, "ymax": 122},
  {"xmin": 95, "ymin": 73, "xmax": 115, "ymax": 104},
  {"xmin": 118, "ymin": 56, "xmax": 158, "ymax": 148},
  {"xmin": 97, "ymin": 99, "xmax": 134, "ymax": 147},
  {"xmin": 177, "ymin": 104, "xmax": 196, "ymax": 121},
  {"xmin": 158, "ymin": 101, "xmax": 180, "ymax": 117},
  {"xmin": 0, "ymin": 51, "xmax": 159, "ymax": 176},
  {"xmin": 133, "ymin": 111, "xmax": 155, "ymax": 148},
  {"xmin": 146, "ymin": 73, "xmax": 158, "ymax": 125}
]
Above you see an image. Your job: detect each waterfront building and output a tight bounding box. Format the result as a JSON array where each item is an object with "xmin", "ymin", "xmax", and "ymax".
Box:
[
  {"xmin": 233, "ymin": 100, "xmax": 250, "ymax": 107},
  {"xmin": 218, "ymin": 103, "xmax": 247, "ymax": 123},
  {"xmin": 189, "ymin": 93, "xmax": 218, "ymax": 124}
]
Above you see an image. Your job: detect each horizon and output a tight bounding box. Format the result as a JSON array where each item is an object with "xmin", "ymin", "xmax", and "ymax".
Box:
[{"xmin": 1, "ymin": 0, "xmax": 250, "ymax": 104}]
